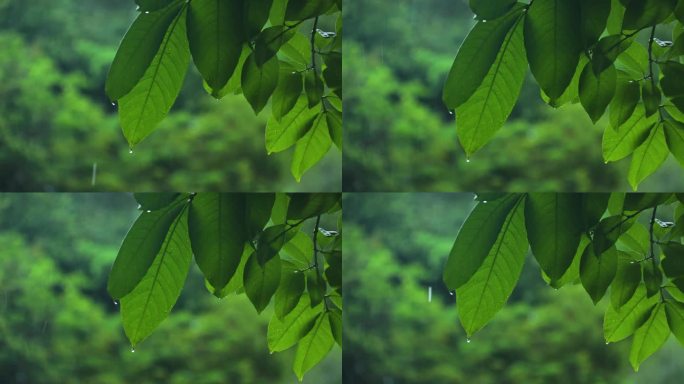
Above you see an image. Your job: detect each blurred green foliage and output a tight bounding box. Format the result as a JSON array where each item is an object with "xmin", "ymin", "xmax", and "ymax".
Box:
[
  {"xmin": 343, "ymin": 0, "xmax": 684, "ymax": 191},
  {"xmin": 343, "ymin": 193, "xmax": 683, "ymax": 383},
  {"xmin": 0, "ymin": 0, "xmax": 340, "ymax": 191},
  {"xmin": 0, "ymin": 194, "xmax": 340, "ymax": 383}
]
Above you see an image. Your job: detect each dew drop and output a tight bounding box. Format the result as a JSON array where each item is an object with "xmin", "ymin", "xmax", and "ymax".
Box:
[
  {"xmin": 449, "ymin": 291, "xmax": 455, "ymax": 296},
  {"xmin": 111, "ymin": 102, "xmax": 117, "ymax": 107},
  {"xmin": 605, "ymin": 342, "xmax": 610, "ymax": 345},
  {"xmin": 113, "ymin": 300, "xmax": 119, "ymax": 306},
  {"xmin": 131, "ymin": 348, "xmax": 136, "ymax": 353},
  {"xmin": 129, "ymin": 149, "xmax": 134, "ymax": 155},
  {"xmin": 146, "ymin": 210, "xmax": 152, "ymax": 213},
  {"xmin": 428, "ymin": 286, "xmax": 432, "ymax": 303},
  {"xmin": 466, "ymin": 158, "xmax": 471, "ymax": 163},
  {"xmin": 482, "ymin": 20, "xmax": 487, "ymax": 23},
  {"xmin": 448, "ymin": 110, "xmax": 454, "ymax": 115},
  {"xmin": 144, "ymin": 11, "xmax": 149, "ymax": 14},
  {"xmin": 483, "ymin": 200, "xmax": 488, "ymax": 204},
  {"xmin": 466, "ymin": 338, "xmax": 471, "ymax": 344}
]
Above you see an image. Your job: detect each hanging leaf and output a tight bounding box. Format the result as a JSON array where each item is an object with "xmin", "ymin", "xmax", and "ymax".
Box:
[
  {"xmin": 580, "ymin": 245, "xmax": 618, "ymax": 304},
  {"xmin": 579, "ymin": 63, "xmax": 617, "ymax": 123},
  {"xmin": 267, "ymin": 295, "xmax": 320, "ymax": 352},
  {"xmin": 628, "ymin": 123, "xmax": 669, "ymax": 190},
  {"xmin": 291, "ymin": 113, "xmax": 332, "ymax": 181},
  {"xmin": 244, "ymin": 251, "xmax": 282, "ymax": 313},
  {"xmin": 242, "ymin": 54, "xmax": 280, "ymax": 114},
  {"xmin": 293, "ymin": 311, "xmax": 335, "ymax": 381},
  {"xmin": 629, "ymin": 303, "xmax": 670, "ymax": 371},
  {"xmin": 604, "ymin": 284, "xmax": 659, "ymax": 342}
]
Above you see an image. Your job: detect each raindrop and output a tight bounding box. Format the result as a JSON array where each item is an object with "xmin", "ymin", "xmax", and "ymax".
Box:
[
  {"xmin": 448, "ymin": 110, "xmax": 454, "ymax": 115},
  {"xmin": 131, "ymin": 348, "xmax": 136, "ymax": 353},
  {"xmin": 605, "ymin": 342, "xmax": 610, "ymax": 345},
  {"xmin": 428, "ymin": 286, "xmax": 432, "ymax": 303},
  {"xmin": 294, "ymin": 270, "xmax": 300, "ymax": 274},
  {"xmin": 129, "ymin": 149, "xmax": 134, "ymax": 154},
  {"xmin": 137, "ymin": 204, "xmax": 142, "ymax": 210},
  {"xmin": 483, "ymin": 201, "xmax": 488, "ymax": 204},
  {"xmin": 111, "ymin": 102, "xmax": 117, "ymax": 107},
  {"xmin": 146, "ymin": 210, "xmax": 152, "ymax": 213},
  {"xmin": 91, "ymin": 162, "xmax": 98, "ymax": 187},
  {"xmin": 466, "ymin": 158, "xmax": 471, "ymax": 163},
  {"xmin": 472, "ymin": 15, "xmax": 477, "ymax": 20},
  {"xmin": 466, "ymin": 338, "xmax": 471, "ymax": 344},
  {"xmin": 144, "ymin": 11, "xmax": 149, "ymax": 14},
  {"xmin": 449, "ymin": 291, "xmax": 455, "ymax": 296},
  {"xmin": 113, "ymin": 300, "xmax": 119, "ymax": 306},
  {"xmin": 482, "ymin": 20, "xmax": 487, "ymax": 23}
]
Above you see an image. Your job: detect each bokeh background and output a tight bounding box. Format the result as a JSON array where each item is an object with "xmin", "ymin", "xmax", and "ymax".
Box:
[
  {"xmin": 343, "ymin": 193, "xmax": 684, "ymax": 384},
  {"xmin": 0, "ymin": 193, "xmax": 341, "ymax": 383},
  {"xmin": 0, "ymin": 0, "xmax": 341, "ymax": 191},
  {"xmin": 344, "ymin": 0, "xmax": 684, "ymax": 192}
]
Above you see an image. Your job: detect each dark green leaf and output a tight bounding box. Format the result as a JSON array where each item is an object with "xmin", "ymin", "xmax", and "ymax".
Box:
[
  {"xmin": 525, "ymin": 0, "xmax": 583, "ymax": 101},
  {"xmin": 525, "ymin": 193, "xmax": 584, "ymax": 282},
  {"xmin": 323, "ymin": 52, "xmax": 342, "ymax": 91},
  {"xmin": 255, "ymin": 26, "xmax": 296, "ymax": 66},
  {"xmin": 643, "ymin": 261, "xmax": 663, "ymax": 297},
  {"xmin": 106, "ymin": 1, "xmax": 182, "ymax": 101},
  {"xmin": 287, "ymin": 193, "xmax": 339, "ymax": 221},
  {"xmin": 611, "ymin": 253, "xmax": 642, "ymax": 309},
  {"xmin": 623, "ymin": 193, "xmax": 672, "ymax": 211},
  {"xmin": 581, "ymin": 193, "xmax": 610, "ymax": 230},
  {"xmin": 245, "ymin": 193, "xmax": 276, "ymax": 239},
  {"xmin": 622, "ymin": 0, "xmax": 676, "ymax": 30},
  {"xmin": 134, "ymin": 193, "xmax": 181, "ymax": 211},
  {"xmin": 306, "ymin": 270, "xmax": 325, "ymax": 307},
  {"xmin": 665, "ymin": 119, "xmax": 684, "ymax": 166},
  {"xmin": 118, "ymin": 7, "xmax": 190, "ymax": 147},
  {"xmin": 580, "ymin": 245, "xmax": 618, "ymax": 304},
  {"xmin": 272, "ymin": 72, "xmax": 304, "ymax": 121},
  {"xmin": 444, "ymin": 194, "xmax": 521, "ymax": 289},
  {"xmin": 662, "ymin": 241, "xmax": 684, "ymax": 277},
  {"xmin": 304, "ymin": 71, "xmax": 324, "ymax": 108},
  {"xmin": 136, "ymin": 0, "xmax": 174, "ymax": 12},
  {"xmin": 188, "ymin": 193, "xmax": 248, "ymax": 290},
  {"xmin": 579, "ymin": 62, "xmax": 617, "ymax": 122},
  {"xmin": 243, "ymin": 0, "xmax": 274, "ymax": 39},
  {"xmin": 285, "ymin": 0, "xmax": 335, "ymax": 21},
  {"xmin": 244, "ymin": 251, "xmax": 281, "ymax": 313},
  {"xmin": 456, "ymin": 197, "xmax": 528, "ymax": 337},
  {"xmin": 580, "ymin": 0, "xmax": 611, "ymax": 47},
  {"xmin": 593, "ymin": 215, "xmax": 636, "ymax": 256},
  {"xmin": 665, "ymin": 300, "xmax": 684, "ymax": 345},
  {"xmin": 187, "ymin": 0, "xmax": 243, "ymax": 90},
  {"xmin": 469, "ymin": 0, "xmax": 516, "ymax": 19},
  {"xmin": 329, "ymin": 309, "xmax": 342, "ymax": 347},
  {"xmin": 609, "ymin": 78, "xmax": 641, "ymax": 127},
  {"xmin": 443, "ymin": 5, "xmax": 523, "ymax": 109},
  {"xmin": 241, "ymin": 54, "xmax": 280, "ymax": 114},
  {"xmin": 642, "ymin": 81, "xmax": 662, "ymax": 117},
  {"xmin": 326, "ymin": 107, "xmax": 342, "ymax": 150},
  {"xmin": 108, "ymin": 200, "xmax": 186, "ymax": 299},
  {"xmin": 592, "ymin": 35, "xmax": 633, "ymax": 75},
  {"xmin": 257, "ymin": 224, "xmax": 298, "ymax": 265},
  {"xmin": 325, "ymin": 250, "xmax": 341, "ymax": 288},
  {"xmin": 121, "ymin": 207, "xmax": 192, "ymax": 347},
  {"xmin": 274, "ymin": 261, "xmax": 306, "ymax": 319}
]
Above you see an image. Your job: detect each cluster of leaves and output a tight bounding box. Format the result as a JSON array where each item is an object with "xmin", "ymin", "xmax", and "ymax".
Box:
[
  {"xmin": 443, "ymin": 0, "xmax": 684, "ymax": 189},
  {"xmin": 444, "ymin": 192, "xmax": 684, "ymax": 371},
  {"xmin": 106, "ymin": 0, "xmax": 342, "ymax": 181},
  {"xmin": 107, "ymin": 192, "xmax": 342, "ymax": 381}
]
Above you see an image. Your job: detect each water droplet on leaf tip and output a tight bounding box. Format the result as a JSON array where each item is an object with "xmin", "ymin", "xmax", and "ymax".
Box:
[
  {"xmin": 144, "ymin": 11, "xmax": 149, "ymax": 14},
  {"xmin": 131, "ymin": 348, "xmax": 136, "ymax": 353},
  {"xmin": 466, "ymin": 159, "xmax": 471, "ymax": 163},
  {"xmin": 482, "ymin": 201, "xmax": 488, "ymax": 204},
  {"xmin": 113, "ymin": 300, "xmax": 119, "ymax": 306},
  {"xmin": 482, "ymin": 20, "xmax": 487, "ymax": 23},
  {"xmin": 605, "ymin": 342, "xmax": 609, "ymax": 345},
  {"xmin": 466, "ymin": 338, "xmax": 471, "ymax": 344},
  {"xmin": 449, "ymin": 291, "xmax": 454, "ymax": 296},
  {"xmin": 129, "ymin": 149, "xmax": 134, "ymax": 154},
  {"xmin": 146, "ymin": 210, "xmax": 152, "ymax": 213}
]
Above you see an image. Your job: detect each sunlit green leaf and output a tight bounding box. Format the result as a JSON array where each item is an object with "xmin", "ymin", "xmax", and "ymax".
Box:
[
  {"xmin": 293, "ymin": 311, "xmax": 335, "ymax": 381},
  {"xmin": 629, "ymin": 303, "xmax": 669, "ymax": 371}
]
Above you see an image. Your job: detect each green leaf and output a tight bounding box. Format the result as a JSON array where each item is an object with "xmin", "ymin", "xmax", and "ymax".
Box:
[
  {"xmin": 134, "ymin": 193, "xmax": 181, "ymax": 211},
  {"xmin": 323, "ymin": 52, "xmax": 342, "ymax": 92},
  {"xmin": 628, "ymin": 123, "xmax": 669, "ymax": 190},
  {"xmin": 662, "ymin": 241, "xmax": 684, "ymax": 277},
  {"xmin": 242, "ymin": 54, "xmax": 280, "ymax": 114},
  {"xmin": 272, "ymin": 72, "xmax": 303, "ymax": 121},
  {"xmin": 609, "ymin": 78, "xmax": 641, "ymax": 127},
  {"xmin": 603, "ymin": 106, "xmax": 657, "ymax": 162},
  {"xmin": 324, "ymin": 250, "xmax": 342, "ymax": 289},
  {"xmin": 267, "ymin": 294, "xmax": 320, "ymax": 352},
  {"xmin": 287, "ymin": 193, "xmax": 339, "ymax": 221},
  {"xmin": 293, "ymin": 312, "xmax": 335, "ymax": 382},
  {"xmin": 617, "ymin": 222, "xmax": 650, "ymax": 254},
  {"xmin": 665, "ymin": 300, "xmax": 684, "ymax": 345},
  {"xmin": 105, "ymin": 1, "xmax": 182, "ymax": 101},
  {"xmin": 304, "ymin": 71, "xmax": 324, "ymax": 108},
  {"xmin": 580, "ymin": 0, "xmax": 611, "ymax": 47},
  {"xmin": 579, "ymin": 63, "xmax": 617, "ymax": 123},
  {"xmin": 266, "ymin": 96, "xmax": 321, "ymax": 153},
  {"xmin": 456, "ymin": 197, "xmax": 528, "ymax": 337},
  {"xmin": 291, "ymin": 113, "xmax": 332, "ymax": 182},
  {"xmin": 244, "ymin": 251, "xmax": 281, "ymax": 313},
  {"xmin": 306, "ymin": 270, "xmax": 325, "ymax": 307},
  {"xmin": 108, "ymin": 200, "xmax": 186, "ymax": 299},
  {"xmin": 664, "ymin": 120, "xmax": 684, "ymax": 166},
  {"xmin": 524, "ymin": 0, "xmax": 583, "ymax": 101},
  {"xmin": 282, "ymin": 231, "xmax": 315, "ymax": 268},
  {"xmin": 525, "ymin": 193, "xmax": 584, "ymax": 282},
  {"xmin": 285, "ymin": 0, "xmax": 335, "ymax": 21},
  {"xmin": 593, "ymin": 215, "xmax": 636, "ymax": 255},
  {"xmin": 188, "ymin": 193, "xmax": 248, "ymax": 290},
  {"xmin": 444, "ymin": 194, "xmax": 521, "ymax": 290},
  {"xmin": 622, "ymin": 0, "xmax": 676, "ymax": 30},
  {"xmin": 580, "ymin": 245, "xmax": 618, "ymax": 304},
  {"xmin": 605, "ymin": 284, "xmax": 659, "ymax": 342},
  {"xmin": 443, "ymin": 6, "xmax": 522, "ymax": 109},
  {"xmin": 187, "ymin": 0, "xmax": 243, "ymax": 90},
  {"xmin": 616, "ymin": 41, "xmax": 649, "ymax": 80},
  {"xmin": 121, "ymin": 207, "xmax": 192, "ymax": 347},
  {"xmin": 629, "ymin": 303, "xmax": 670, "ymax": 371},
  {"xmin": 205, "ymin": 244, "xmax": 251, "ymax": 298},
  {"xmin": 456, "ymin": 15, "xmax": 527, "ymax": 156},
  {"xmin": 580, "ymin": 193, "xmax": 610, "ymax": 230},
  {"xmin": 118, "ymin": 7, "xmax": 190, "ymax": 148},
  {"xmin": 623, "ymin": 193, "xmax": 671, "ymax": 211},
  {"xmin": 642, "ymin": 81, "xmax": 662, "ymax": 117},
  {"xmin": 611, "ymin": 253, "xmax": 642, "ymax": 308},
  {"xmin": 592, "ymin": 35, "xmax": 633, "ymax": 75},
  {"xmin": 275, "ymin": 261, "xmax": 306, "ymax": 319}
]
